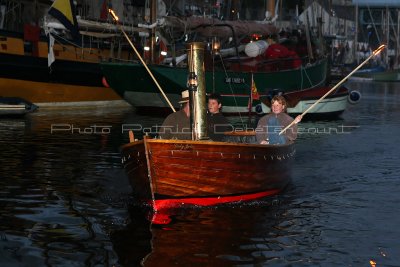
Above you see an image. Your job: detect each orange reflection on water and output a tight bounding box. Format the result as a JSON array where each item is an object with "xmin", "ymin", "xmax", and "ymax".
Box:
[{"xmin": 369, "ymin": 260, "xmax": 376, "ymax": 267}]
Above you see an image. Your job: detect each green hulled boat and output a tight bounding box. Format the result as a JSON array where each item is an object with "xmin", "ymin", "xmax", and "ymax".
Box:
[
  {"xmin": 100, "ymin": 57, "xmax": 328, "ymax": 115},
  {"xmin": 372, "ymin": 70, "xmax": 400, "ymax": 82}
]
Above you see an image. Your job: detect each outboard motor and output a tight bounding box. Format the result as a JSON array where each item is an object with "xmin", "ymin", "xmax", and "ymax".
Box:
[{"xmin": 348, "ymin": 90, "xmax": 361, "ymax": 104}]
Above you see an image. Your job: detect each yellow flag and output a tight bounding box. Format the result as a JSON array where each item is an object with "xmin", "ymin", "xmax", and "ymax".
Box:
[
  {"xmin": 48, "ymin": 0, "xmax": 79, "ymax": 41},
  {"xmin": 251, "ymin": 75, "xmax": 260, "ymax": 100}
]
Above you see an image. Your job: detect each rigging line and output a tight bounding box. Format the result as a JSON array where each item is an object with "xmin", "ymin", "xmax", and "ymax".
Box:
[
  {"xmin": 302, "ymin": 62, "xmax": 314, "ymax": 89},
  {"xmin": 389, "ymin": 11, "xmax": 398, "ymax": 43},
  {"xmin": 51, "ymin": 32, "xmax": 83, "ymax": 49},
  {"xmin": 51, "ymin": 34, "xmax": 85, "ymax": 59},
  {"xmin": 167, "ymin": 0, "xmax": 179, "ymax": 15},
  {"xmin": 302, "ymin": 62, "xmax": 327, "ymax": 90},
  {"xmin": 311, "ymin": 77, "xmax": 326, "ymax": 88},
  {"xmin": 300, "ymin": 65, "xmax": 304, "ymax": 90},
  {"xmin": 212, "ymin": 52, "xmax": 215, "ymax": 93},
  {"xmin": 367, "ymin": 6, "xmax": 381, "ymax": 44},
  {"xmin": 218, "ymin": 53, "xmax": 245, "ymax": 126}
]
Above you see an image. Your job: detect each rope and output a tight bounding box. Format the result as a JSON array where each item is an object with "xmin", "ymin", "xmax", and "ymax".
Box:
[{"xmin": 218, "ymin": 54, "xmax": 245, "ymax": 126}]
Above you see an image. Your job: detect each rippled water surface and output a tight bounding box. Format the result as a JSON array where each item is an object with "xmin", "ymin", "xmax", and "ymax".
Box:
[{"xmin": 1, "ymin": 81, "xmax": 399, "ymax": 266}]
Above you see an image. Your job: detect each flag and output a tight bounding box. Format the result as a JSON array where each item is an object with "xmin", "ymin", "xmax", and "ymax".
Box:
[
  {"xmin": 247, "ymin": 96, "xmax": 253, "ymax": 114},
  {"xmin": 251, "ymin": 75, "xmax": 260, "ymax": 100},
  {"xmin": 48, "ymin": 34, "xmax": 55, "ymax": 67},
  {"xmin": 48, "ymin": 0, "xmax": 80, "ymax": 42},
  {"xmin": 248, "ymin": 73, "xmax": 260, "ymax": 113}
]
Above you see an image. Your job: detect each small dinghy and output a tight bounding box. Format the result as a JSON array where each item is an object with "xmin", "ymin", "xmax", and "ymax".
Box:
[{"xmin": 0, "ymin": 97, "xmax": 38, "ymax": 116}]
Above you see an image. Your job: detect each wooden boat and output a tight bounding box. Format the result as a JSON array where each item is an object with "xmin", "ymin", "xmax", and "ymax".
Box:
[
  {"xmin": 0, "ymin": 97, "xmax": 38, "ymax": 116},
  {"xmin": 120, "ymin": 42, "xmax": 295, "ymax": 212},
  {"xmin": 121, "ymin": 138, "xmax": 295, "ymax": 211},
  {"xmin": 259, "ymin": 85, "xmax": 349, "ymax": 118},
  {"xmin": 121, "ymin": 44, "xmax": 386, "ymax": 216}
]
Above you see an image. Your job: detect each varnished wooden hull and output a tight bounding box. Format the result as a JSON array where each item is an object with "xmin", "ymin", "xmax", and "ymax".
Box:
[{"xmin": 121, "ymin": 139, "xmax": 295, "ymax": 210}]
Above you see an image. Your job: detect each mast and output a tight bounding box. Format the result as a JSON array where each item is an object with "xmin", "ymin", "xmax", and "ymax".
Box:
[
  {"xmin": 267, "ymin": 0, "xmax": 275, "ymax": 16},
  {"xmin": 305, "ymin": 13, "xmax": 314, "ymax": 61},
  {"xmin": 150, "ymin": 0, "xmax": 157, "ymax": 63},
  {"xmin": 354, "ymin": 4, "xmax": 359, "ymax": 64},
  {"xmin": 385, "ymin": 6, "xmax": 390, "ymax": 67},
  {"xmin": 397, "ymin": 9, "xmax": 400, "ymax": 69},
  {"xmin": 187, "ymin": 42, "xmax": 208, "ymax": 141},
  {"xmin": 34, "ymin": 0, "xmax": 38, "ymax": 25}
]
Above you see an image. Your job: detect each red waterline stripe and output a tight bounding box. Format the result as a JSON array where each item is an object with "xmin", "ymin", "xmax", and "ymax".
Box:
[{"xmin": 150, "ymin": 189, "xmax": 282, "ymax": 211}]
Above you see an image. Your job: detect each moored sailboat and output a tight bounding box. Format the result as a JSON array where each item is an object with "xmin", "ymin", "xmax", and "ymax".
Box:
[
  {"xmin": 100, "ymin": 1, "xmax": 328, "ymax": 115},
  {"xmin": 101, "ymin": 57, "xmax": 328, "ymax": 114},
  {"xmin": 0, "ymin": 0, "xmax": 134, "ymax": 106},
  {"xmin": 260, "ymin": 85, "xmax": 350, "ymax": 119}
]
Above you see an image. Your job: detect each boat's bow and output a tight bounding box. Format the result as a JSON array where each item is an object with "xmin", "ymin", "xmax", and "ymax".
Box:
[{"xmin": 121, "ymin": 137, "xmax": 295, "ymax": 211}]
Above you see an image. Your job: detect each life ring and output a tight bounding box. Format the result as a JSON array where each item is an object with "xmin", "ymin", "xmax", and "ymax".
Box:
[{"xmin": 348, "ymin": 90, "xmax": 361, "ymax": 104}]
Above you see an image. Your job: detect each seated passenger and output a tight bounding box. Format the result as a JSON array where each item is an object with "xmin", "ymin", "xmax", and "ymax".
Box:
[
  {"xmin": 159, "ymin": 90, "xmax": 191, "ymax": 140},
  {"xmin": 207, "ymin": 93, "xmax": 230, "ymax": 142}
]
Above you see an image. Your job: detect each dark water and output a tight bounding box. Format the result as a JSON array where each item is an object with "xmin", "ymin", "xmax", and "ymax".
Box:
[{"xmin": 1, "ymin": 81, "xmax": 399, "ymax": 266}]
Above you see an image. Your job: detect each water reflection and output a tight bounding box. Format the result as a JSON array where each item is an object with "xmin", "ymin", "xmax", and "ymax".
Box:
[
  {"xmin": 112, "ymin": 196, "xmax": 304, "ymax": 267},
  {"xmin": 1, "ymin": 81, "xmax": 400, "ymax": 266},
  {"xmin": 0, "ymin": 106, "xmax": 139, "ymax": 266}
]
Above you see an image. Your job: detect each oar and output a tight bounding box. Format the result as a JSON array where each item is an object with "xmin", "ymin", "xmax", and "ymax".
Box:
[
  {"xmin": 279, "ymin": 44, "xmax": 386, "ymax": 135},
  {"xmin": 108, "ymin": 9, "xmax": 176, "ymax": 112}
]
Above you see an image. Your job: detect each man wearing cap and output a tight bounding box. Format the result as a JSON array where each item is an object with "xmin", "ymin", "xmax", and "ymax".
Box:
[{"xmin": 159, "ymin": 90, "xmax": 191, "ymax": 140}]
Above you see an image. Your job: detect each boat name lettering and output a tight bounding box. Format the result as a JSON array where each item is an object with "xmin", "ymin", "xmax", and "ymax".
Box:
[
  {"xmin": 173, "ymin": 144, "xmax": 193, "ymax": 150},
  {"xmin": 225, "ymin": 77, "xmax": 245, "ymax": 84}
]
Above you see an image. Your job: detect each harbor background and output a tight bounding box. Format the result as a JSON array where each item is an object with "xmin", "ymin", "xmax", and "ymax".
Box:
[{"xmin": 1, "ymin": 80, "xmax": 399, "ymax": 266}]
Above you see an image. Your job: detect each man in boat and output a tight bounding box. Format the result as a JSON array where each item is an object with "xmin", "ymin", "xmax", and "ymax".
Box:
[
  {"xmin": 158, "ymin": 90, "xmax": 191, "ymax": 140},
  {"xmin": 256, "ymin": 95, "xmax": 302, "ymax": 145},
  {"xmin": 207, "ymin": 93, "xmax": 230, "ymax": 142}
]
